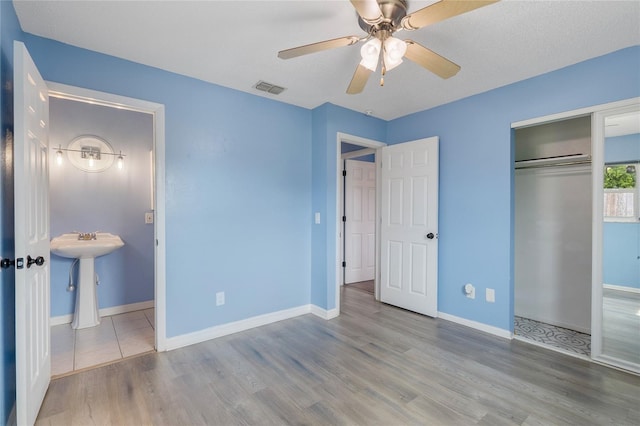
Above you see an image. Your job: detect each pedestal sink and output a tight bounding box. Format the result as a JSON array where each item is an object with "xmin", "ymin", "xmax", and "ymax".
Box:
[{"xmin": 51, "ymin": 233, "xmax": 124, "ymax": 329}]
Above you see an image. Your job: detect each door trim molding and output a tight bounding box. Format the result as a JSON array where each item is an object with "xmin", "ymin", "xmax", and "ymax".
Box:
[
  {"xmin": 336, "ymin": 133, "xmax": 385, "ymax": 313},
  {"xmin": 46, "ymin": 82, "xmax": 168, "ymax": 351}
]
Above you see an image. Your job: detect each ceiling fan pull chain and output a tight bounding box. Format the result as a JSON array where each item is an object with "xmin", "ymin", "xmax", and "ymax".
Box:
[{"xmin": 380, "ymin": 65, "xmax": 386, "ymax": 87}]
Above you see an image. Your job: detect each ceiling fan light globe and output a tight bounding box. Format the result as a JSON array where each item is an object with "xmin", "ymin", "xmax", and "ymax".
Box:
[
  {"xmin": 360, "ymin": 38, "xmax": 381, "ymax": 61},
  {"xmin": 384, "ymin": 56, "xmax": 403, "ymax": 71},
  {"xmin": 360, "ymin": 57, "xmax": 378, "ymax": 72},
  {"xmin": 384, "ymin": 36, "xmax": 407, "ymax": 61}
]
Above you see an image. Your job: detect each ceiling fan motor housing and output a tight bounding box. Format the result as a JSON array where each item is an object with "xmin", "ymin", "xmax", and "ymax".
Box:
[{"xmin": 358, "ymin": 0, "xmax": 408, "ymax": 34}]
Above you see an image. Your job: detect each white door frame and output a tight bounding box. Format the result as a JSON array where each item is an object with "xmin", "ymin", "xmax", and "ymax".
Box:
[
  {"xmin": 336, "ymin": 132, "xmax": 385, "ymax": 312},
  {"xmin": 46, "ymin": 82, "xmax": 168, "ymax": 351}
]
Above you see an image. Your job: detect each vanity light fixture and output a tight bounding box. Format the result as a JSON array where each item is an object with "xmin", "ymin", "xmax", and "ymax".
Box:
[{"xmin": 52, "ymin": 144, "xmax": 126, "ymax": 170}]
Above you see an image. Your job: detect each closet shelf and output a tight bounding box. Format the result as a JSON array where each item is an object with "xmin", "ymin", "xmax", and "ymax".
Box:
[{"xmin": 515, "ymin": 154, "xmax": 591, "ymax": 170}]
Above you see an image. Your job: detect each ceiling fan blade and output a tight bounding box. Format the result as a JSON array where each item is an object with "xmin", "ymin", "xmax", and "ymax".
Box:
[
  {"xmin": 350, "ymin": 0, "xmax": 384, "ymax": 24},
  {"xmin": 346, "ymin": 64, "xmax": 373, "ymax": 94},
  {"xmin": 404, "ymin": 40, "xmax": 461, "ymax": 79},
  {"xmin": 278, "ymin": 36, "xmax": 361, "ymax": 60},
  {"xmin": 402, "ymin": 0, "xmax": 499, "ymax": 30}
]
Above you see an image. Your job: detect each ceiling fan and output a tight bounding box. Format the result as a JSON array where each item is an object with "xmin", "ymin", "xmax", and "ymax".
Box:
[{"xmin": 278, "ymin": 0, "xmax": 499, "ymax": 94}]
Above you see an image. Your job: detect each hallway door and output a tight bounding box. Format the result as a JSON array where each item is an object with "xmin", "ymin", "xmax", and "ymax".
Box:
[{"xmin": 344, "ymin": 159, "xmax": 376, "ymax": 284}]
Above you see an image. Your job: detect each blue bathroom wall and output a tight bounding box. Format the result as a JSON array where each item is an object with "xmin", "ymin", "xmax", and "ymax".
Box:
[
  {"xmin": 603, "ymin": 133, "xmax": 640, "ymax": 289},
  {"xmin": 0, "ymin": 0, "xmax": 22, "ymax": 421},
  {"xmin": 386, "ymin": 46, "xmax": 640, "ymax": 331},
  {"xmin": 49, "ymin": 97, "xmax": 154, "ymax": 317},
  {"xmin": 311, "ymin": 103, "xmax": 386, "ymax": 309},
  {"xmin": 22, "ymin": 35, "xmax": 313, "ymax": 338}
]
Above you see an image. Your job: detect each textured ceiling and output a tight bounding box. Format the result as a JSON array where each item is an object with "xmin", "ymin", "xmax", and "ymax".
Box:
[{"xmin": 13, "ymin": 0, "xmax": 640, "ymax": 120}]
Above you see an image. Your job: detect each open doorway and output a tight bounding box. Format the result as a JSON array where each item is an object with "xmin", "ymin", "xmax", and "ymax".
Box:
[
  {"xmin": 335, "ymin": 133, "xmax": 385, "ymax": 311},
  {"xmin": 46, "ymin": 83, "xmax": 166, "ymax": 375}
]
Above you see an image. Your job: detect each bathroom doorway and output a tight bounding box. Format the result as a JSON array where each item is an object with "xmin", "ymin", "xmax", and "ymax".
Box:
[{"xmin": 45, "ymin": 83, "xmax": 166, "ymax": 375}]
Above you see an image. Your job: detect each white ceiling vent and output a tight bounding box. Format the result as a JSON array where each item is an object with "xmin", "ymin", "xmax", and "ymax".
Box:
[{"xmin": 254, "ymin": 81, "xmax": 286, "ymax": 95}]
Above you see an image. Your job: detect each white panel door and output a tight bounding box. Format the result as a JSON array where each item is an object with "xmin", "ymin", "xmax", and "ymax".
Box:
[
  {"xmin": 380, "ymin": 137, "xmax": 438, "ymax": 316},
  {"xmin": 14, "ymin": 41, "xmax": 51, "ymax": 426},
  {"xmin": 345, "ymin": 160, "xmax": 376, "ymax": 284}
]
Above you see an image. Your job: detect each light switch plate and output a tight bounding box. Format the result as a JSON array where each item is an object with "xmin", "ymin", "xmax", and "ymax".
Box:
[{"xmin": 145, "ymin": 212, "xmax": 154, "ymax": 224}]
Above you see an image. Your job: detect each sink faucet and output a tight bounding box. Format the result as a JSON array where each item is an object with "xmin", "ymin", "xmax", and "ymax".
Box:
[{"xmin": 77, "ymin": 232, "xmax": 97, "ymax": 241}]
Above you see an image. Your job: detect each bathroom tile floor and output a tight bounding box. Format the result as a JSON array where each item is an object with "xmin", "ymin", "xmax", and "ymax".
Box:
[{"xmin": 51, "ymin": 308, "xmax": 155, "ymax": 377}]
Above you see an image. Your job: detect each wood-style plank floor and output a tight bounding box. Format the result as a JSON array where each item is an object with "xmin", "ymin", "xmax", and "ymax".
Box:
[{"xmin": 36, "ymin": 286, "xmax": 640, "ymax": 425}]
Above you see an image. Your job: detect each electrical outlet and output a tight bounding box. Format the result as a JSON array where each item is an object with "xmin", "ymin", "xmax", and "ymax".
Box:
[
  {"xmin": 216, "ymin": 291, "xmax": 225, "ymax": 306},
  {"xmin": 145, "ymin": 212, "xmax": 154, "ymax": 224},
  {"xmin": 486, "ymin": 288, "xmax": 495, "ymax": 303}
]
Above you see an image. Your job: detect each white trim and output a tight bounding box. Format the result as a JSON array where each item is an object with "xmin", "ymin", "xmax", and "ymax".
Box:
[
  {"xmin": 311, "ymin": 305, "xmax": 339, "ymax": 320},
  {"xmin": 49, "ymin": 300, "xmax": 154, "ymax": 326},
  {"xmin": 603, "ymin": 284, "xmax": 640, "ymax": 294},
  {"xmin": 164, "ymin": 305, "xmax": 312, "ymax": 351},
  {"xmin": 336, "ymin": 133, "xmax": 386, "ymax": 311},
  {"xmin": 438, "ymin": 312, "xmax": 513, "ymax": 340},
  {"xmin": 46, "ymin": 82, "xmax": 168, "ymax": 351},
  {"xmin": 511, "ymin": 97, "xmax": 640, "ymax": 129}
]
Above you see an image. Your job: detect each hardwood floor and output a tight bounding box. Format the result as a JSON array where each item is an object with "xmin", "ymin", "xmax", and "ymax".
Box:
[{"xmin": 37, "ymin": 286, "xmax": 640, "ymax": 425}]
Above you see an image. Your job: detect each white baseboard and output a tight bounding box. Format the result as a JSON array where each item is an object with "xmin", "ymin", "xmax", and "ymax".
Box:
[
  {"xmin": 50, "ymin": 300, "xmax": 154, "ymax": 326},
  {"xmin": 310, "ymin": 305, "xmax": 339, "ymax": 320},
  {"xmin": 164, "ymin": 305, "xmax": 312, "ymax": 351},
  {"xmin": 438, "ymin": 312, "xmax": 512, "ymax": 340},
  {"xmin": 603, "ymin": 283, "xmax": 640, "ymax": 294}
]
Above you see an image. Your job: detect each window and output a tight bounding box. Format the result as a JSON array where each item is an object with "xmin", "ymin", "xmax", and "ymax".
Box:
[{"xmin": 604, "ymin": 164, "xmax": 639, "ymax": 222}]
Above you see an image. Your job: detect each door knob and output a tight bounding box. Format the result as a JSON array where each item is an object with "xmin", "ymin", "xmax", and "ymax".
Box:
[
  {"xmin": 27, "ymin": 255, "xmax": 45, "ymax": 268},
  {"xmin": 426, "ymin": 233, "xmax": 435, "ymax": 239}
]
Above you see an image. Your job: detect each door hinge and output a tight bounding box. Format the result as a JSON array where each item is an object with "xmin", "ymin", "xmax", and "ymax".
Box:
[
  {"xmin": 342, "ymin": 261, "xmax": 346, "ymax": 268},
  {"xmin": 342, "ymin": 216, "xmax": 346, "ymax": 222},
  {"xmin": 342, "ymin": 170, "xmax": 346, "ymax": 177}
]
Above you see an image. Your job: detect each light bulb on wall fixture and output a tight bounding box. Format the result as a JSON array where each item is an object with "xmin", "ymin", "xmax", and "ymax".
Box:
[
  {"xmin": 88, "ymin": 154, "xmax": 95, "ymax": 168},
  {"xmin": 117, "ymin": 151, "xmax": 124, "ymax": 170},
  {"xmin": 56, "ymin": 145, "xmax": 63, "ymax": 166}
]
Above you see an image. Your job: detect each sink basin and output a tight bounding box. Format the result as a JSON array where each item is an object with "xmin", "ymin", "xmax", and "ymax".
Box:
[
  {"xmin": 51, "ymin": 232, "xmax": 125, "ymax": 329},
  {"xmin": 51, "ymin": 232, "xmax": 124, "ymax": 259}
]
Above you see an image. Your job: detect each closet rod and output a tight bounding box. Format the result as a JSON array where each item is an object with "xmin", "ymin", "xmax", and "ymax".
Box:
[{"xmin": 515, "ymin": 153, "xmax": 591, "ymax": 170}]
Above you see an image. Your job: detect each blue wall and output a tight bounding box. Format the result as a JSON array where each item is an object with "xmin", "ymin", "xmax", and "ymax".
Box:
[
  {"xmin": 603, "ymin": 133, "xmax": 640, "ymax": 288},
  {"xmin": 21, "ymin": 35, "xmax": 314, "ymax": 338},
  {"xmin": 386, "ymin": 46, "xmax": 640, "ymax": 331},
  {"xmin": 0, "ymin": 0, "xmax": 21, "ymax": 421},
  {"xmin": 311, "ymin": 104, "xmax": 386, "ymax": 310},
  {"xmin": 49, "ymin": 98, "xmax": 154, "ymax": 317}
]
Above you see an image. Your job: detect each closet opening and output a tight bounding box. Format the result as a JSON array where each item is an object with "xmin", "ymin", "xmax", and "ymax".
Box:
[{"xmin": 513, "ymin": 115, "xmax": 593, "ymax": 357}]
